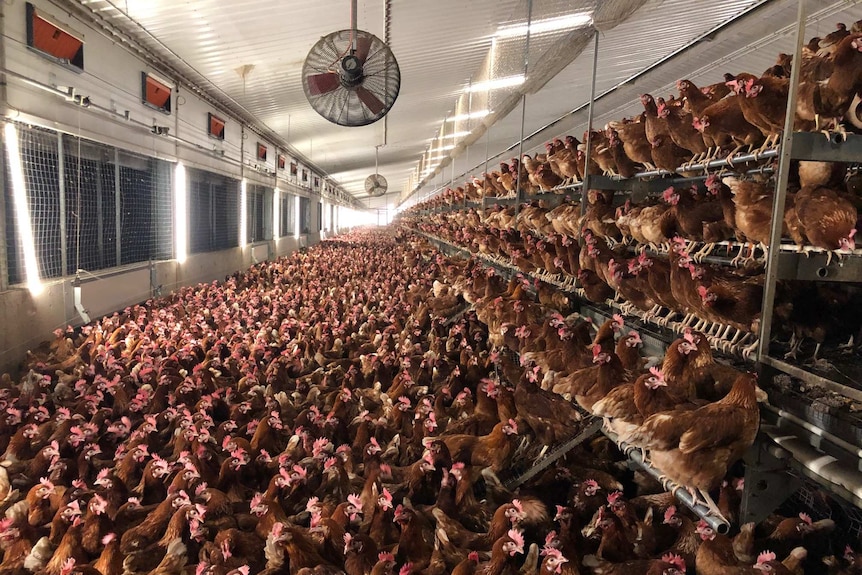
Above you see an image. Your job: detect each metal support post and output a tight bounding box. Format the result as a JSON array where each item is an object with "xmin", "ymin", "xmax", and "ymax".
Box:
[
  {"xmin": 513, "ymin": 0, "xmax": 533, "ymax": 215},
  {"xmin": 756, "ymin": 0, "xmax": 806, "ymax": 361},
  {"xmin": 579, "ymin": 32, "xmax": 600, "ymax": 231},
  {"xmin": 114, "ymin": 149, "xmax": 121, "ymax": 265}
]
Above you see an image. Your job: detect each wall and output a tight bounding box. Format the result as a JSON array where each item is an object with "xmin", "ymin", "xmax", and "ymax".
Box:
[{"xmin": 0, "ymin": 0, "xmax": 336, "ymax": 374}]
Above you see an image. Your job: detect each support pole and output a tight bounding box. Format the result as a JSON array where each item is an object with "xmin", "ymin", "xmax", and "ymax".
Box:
[
  {"xmin": 481, "ymin": 125, "xmax": 491, "ymax": 221},
  {"xmin": 579, "ymin": 32, "xmax": 601, "ymax": 230},
  {"xmin": 756, "ymin": 0, "xmax": 806, "ymax": 361},
  {"xmin": 114, "ymin": 149, "xmax": 121, "ymax": 265},
  {"xmin": 58, "ymin": 133, "xmax": 68, "ymax": 275},
  {"xmin": 513, "ymin": 0, "xmax": 533, "ymax": 215}
]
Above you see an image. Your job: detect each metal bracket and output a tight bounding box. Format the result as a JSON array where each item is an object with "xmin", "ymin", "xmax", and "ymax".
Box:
[{"xmin": 740, "ymin": 430, "xmax": 801, "ymax": 526}]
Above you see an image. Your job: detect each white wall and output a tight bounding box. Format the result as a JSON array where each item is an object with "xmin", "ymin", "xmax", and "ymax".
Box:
[{"xmin": 0, "ymin": 0, "xmax": 334, "ymax": 374}]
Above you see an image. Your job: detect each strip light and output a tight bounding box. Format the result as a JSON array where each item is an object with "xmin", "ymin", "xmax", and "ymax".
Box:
[
  {"xmin": 6, "ymin": 123, "xmax": 42, "ymax": 294},
  {"xmin": 464, "ymin": 75, "xmax": 525, "ymax": 93},
  {"xmin": 174, "ymin": 162, "xmax": 187, "ymax": 264},
  {"xmin": 294, "ymin": 194, "xmax": 300, "ymax": 239},
  {"xmin": 273, "ymin": 187, "xmax": 280, "ymax": 240},
  {"xmin": 239, "ymin": 179, "xmax": 247, "ymax": 248},
  {"xmin": 495, "ymin": 12, "xmax": 593, "ymax": 38}
]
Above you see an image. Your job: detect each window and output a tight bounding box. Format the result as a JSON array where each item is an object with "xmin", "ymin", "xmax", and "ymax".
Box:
[
  {"xmin": 189, "ymin": 169, "xmax": 239, "ymax": 254},
  {"xmin": 5, "ymin": 126, "xmax": 61, "ymax": 284},
  {"xmin": 257, "ymin": 143, "xmax": 267, "ymax": 162},
  {"xmin": 142, "ymin": 72, "xmax": 172, "ymax": 114},
  {"xmin": 246, "ymin": 184, "xmax": 272, "ymax": 243},
  {"xmin": 299, "ymin": 196, "xmax": 310, "ymax": 234},
  {"xmin": 26, "ymin": 3, "xmax": 84, "ymax": 71},
  {"xmin": 278, "ymin": 155, "xmax": 286, "ymax": 171},
  {"xmin": 3, "ymin": 124, "xmax": 173, "ymax": 286},
  {"xmin": 279, "ymin": 192, "xmax": 292, "ymax": 238},
  {"xmin": 208, "ymin": 113, "xmax": 225, "ymax": 140},
  {"xmin": 117, "ymin": 153, "xmax": 173, "ymax": 265}
]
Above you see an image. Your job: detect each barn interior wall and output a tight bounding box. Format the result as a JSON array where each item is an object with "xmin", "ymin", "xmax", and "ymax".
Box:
[{"xmin": 0, "ymin": 0, "xmax": 329, "ymax": 374}]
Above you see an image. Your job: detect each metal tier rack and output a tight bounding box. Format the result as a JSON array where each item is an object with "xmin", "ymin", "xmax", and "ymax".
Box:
[{"xmin": 402, "ymin": 0, "xmax": 862, "ymax": 534}]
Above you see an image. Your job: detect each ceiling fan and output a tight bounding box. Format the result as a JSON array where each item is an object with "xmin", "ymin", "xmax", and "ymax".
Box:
[{"xmin": 302, "ymin": 0, "xmax": 401, "ymax": 127}]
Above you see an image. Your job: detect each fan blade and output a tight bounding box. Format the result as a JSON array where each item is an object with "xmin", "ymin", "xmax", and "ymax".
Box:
[
  {"xmin": 306, "ymin": 72, "xmax": 340, "ymax": 96},
  {"xmin": 353, "ymin": 35, "xmax": 372, "ymax": 65},
  {"xmin": 356, "ymin": 86, "xmax": 386, "ymax": 116}
]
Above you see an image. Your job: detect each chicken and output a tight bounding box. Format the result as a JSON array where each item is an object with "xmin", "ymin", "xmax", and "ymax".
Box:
[
  {"xmin": 550, "ymin": 345, "xmax": 625, "ymax": 412},
  {"xmin": 546, "ymin": 139, "xmax": 580, "ymax": 185},
  {"xmin": 725, "ymin": 72, "xmax": 789, "ymax": 150},
  {"xmin": 625, "ymin": 373, "xmax": 760, "ymax": 515},
  {"xmin": 437, "ymin": 419, "xmax": 521, "ymax": 473},
  {"xmin": 785, "ymin": 185, "xmax": 857, "ymax": 251},
  {"xmin": 658, "ymin": 97, "xmax": 708, "ymax": 161},
  {"xmin": 722, "ymin": 176, "xmax": 786, "ymax": 249},
  {"xmin": 796, "ymin": 34, "xmax": 862, "ymax": 132},
  {"xmin": 582, "ymin": 552, "xmax": 687, "ymax": 575},
  {"xmin": 641, "ymin": 93, "xmax": 690, "ymax": 172},
  {"xmin": 678, "ymin": 79, "xmax": 762, "ymax": 159},
  {"xmin": 607, "ymin": 116, "xmax": 654, "ymax": 169}
]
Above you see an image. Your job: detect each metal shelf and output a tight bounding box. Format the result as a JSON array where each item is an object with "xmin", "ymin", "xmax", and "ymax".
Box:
[
  {"xmin": 776, "ymin": 250, "xmax": 862, "ymax": 283},
  {"xmin": 602, "ymin": 427, "xmax": 731, "ymax": 533},
  {"xmin": 760, "ymin": 423, "xmax": 862, "ymax": 510},
  {"xmin": 417, "ymin": 230, "xmax": 758, "ymax": 361},
  {"xmin": 761, "ymin": 355, "xmax": 862, "ymax": 404},
  {"xmin": 416, "ymin": 228, "xmax": 862, "ymax": 531},
  {"xmin": 790, "ymin": 131, "xmax": 862, "ymax": 163}
]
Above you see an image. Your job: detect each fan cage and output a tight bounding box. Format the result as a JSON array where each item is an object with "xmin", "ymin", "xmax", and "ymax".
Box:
[{"xmin": 302, "ymin": 29, "xmax": 400, "ymax": 127}]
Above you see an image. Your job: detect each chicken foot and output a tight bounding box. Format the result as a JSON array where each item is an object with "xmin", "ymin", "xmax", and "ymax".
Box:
[
  {"xmin": 692, "ymin": 242, "xmax": 716, "ymax": 263},
  {"xmin": 839, "ymin": 334, "xmax": 861, "ymax": 354},
  {"xmin": 741, "ymin": 337, "xmax": 760, "ymax": 360},
  {"xmin": 820, "ymin": 118, "xmax": 848, "ymax": 143},
  {"xmin": 642, "ymin": 304, "xmax": 662, "ymax": 322},
  {"xmin": 809, "ymin": 342, "xmax": 835, "ymax": 372},
  {"xmin": 724, "ymin": 144, "xmax": 748, "ymax": 167}
]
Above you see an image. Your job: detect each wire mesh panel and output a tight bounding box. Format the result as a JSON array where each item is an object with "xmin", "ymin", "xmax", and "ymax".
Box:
[
  {"xmin": 247, "ymin": 184, "xmax": 272, "ymax": 243},
  {"xmin": 3, "ymin": 145, "xmax": 21, "ymax": 286},
  {"xmin": 63, "ymin": 136, "xmax": 111, "ymax": 274},
  {"xmin": 118, "ymin": 153, "xmax": 173, "ymax": 265},
  {"xmin": 279, "ymin": 191, "xmax": 291, "ymax": 237},
  {"xmin": 299, "ymin": 196, "xmax": 310, "ymax": 234},
  {"xmin": 189, "ymin": 168, "xmax": 239, "ymax": 254},
  {"xmin": 5, "ymin": 125, "xmax": 62, "ymax": 284}
]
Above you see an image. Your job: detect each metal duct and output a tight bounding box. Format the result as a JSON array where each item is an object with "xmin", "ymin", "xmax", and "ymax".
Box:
[{"xmin": 592, "ymin": 0, "xmax": 651, "ymax": 31}]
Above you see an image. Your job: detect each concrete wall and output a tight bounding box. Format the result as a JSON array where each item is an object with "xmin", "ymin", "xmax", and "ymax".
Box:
[{"xmin": 0, "ymin": 0, "xmax": 340, "ymax": 374}]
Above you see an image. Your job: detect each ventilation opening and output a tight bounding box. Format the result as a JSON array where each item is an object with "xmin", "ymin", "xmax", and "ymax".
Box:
[
  {"xmin": 26, "ymin": 3, "xmax": 84, "ymax": 71},
  {"xmin": 207, "ymin": 113, "xmax": 225, "ymax": 140},
  {"xmin": 141, "ymin": 72, "xmax": 172, "ymax": 114}
]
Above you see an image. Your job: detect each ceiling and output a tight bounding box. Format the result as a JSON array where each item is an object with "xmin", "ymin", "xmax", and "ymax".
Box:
[{"xmin": 70, "ymin": 0, "xmax": 862, "ymax": 204}]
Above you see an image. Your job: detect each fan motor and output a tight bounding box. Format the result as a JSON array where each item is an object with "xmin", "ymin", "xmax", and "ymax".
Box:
[{"xmin": 340, "ymin": 55, "xmax": 364, "ymax": 87}]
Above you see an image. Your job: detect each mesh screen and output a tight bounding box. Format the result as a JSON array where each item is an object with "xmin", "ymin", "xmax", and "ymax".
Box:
[
  {"xmin": 247, "ymin": 184, "xmax": 272, "ymax": 243},
  {"xmin": 11, "ymin": 126, "xmax": 62, "ymax": 282},
  {"xmin": 189, "ymin": 168, "xmax": 239, "ymax": 254},
  {"xmin": 299, "ymin": 196, "xmax": 310, "ymax": 234},
  {"xmin": 118, "ymin": 154, "xmax": 173, "ymax": 265},
  {"xmin": 3, "ymin": 124, "xmax": 174, "ymax": 286},
  {"xmin": 279, "ymin": 192, "xmax": 291, "ymax": 237},
  {"xmin": 4, "ymin": 142, "xmax": 21, "ymax": 286}
]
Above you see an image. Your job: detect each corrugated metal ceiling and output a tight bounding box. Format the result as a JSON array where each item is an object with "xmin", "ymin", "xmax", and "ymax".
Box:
[
  {"xmin": 70, "ymin": 0, "xmax": 861, "ymax": 203},
  {"xmin": 417, "ymin": 0, "xmax": 862, "ymax": 202}
]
